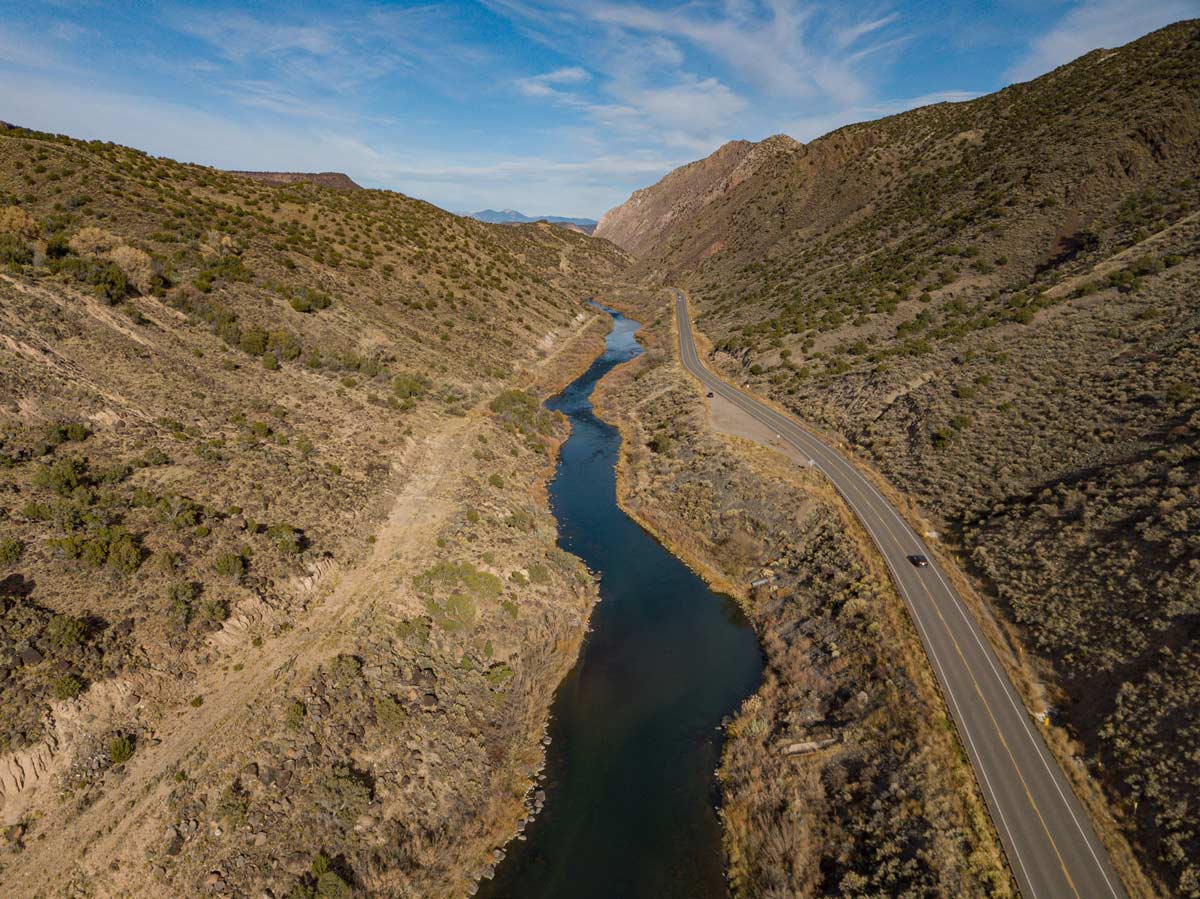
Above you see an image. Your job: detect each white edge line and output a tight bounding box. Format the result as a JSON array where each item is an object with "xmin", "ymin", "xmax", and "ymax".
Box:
[
  {"xmin": 677, "ymin": 290, "xmax": 1121, "ymax": 898},
  {"xmin": 677, "ymin": 295, "xmax": 1057, "ymax": 897}
]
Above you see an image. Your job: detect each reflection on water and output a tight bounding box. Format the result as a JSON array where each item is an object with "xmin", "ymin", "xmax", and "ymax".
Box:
[{"xmin": 478, "ymin": 307, "xmax": 764, "ymax": 899}]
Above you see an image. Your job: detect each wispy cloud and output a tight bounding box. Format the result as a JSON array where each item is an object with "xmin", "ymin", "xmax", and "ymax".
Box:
[
  {"xmin": 491, "ymin": 0, "xmax": 922, "ymax": 158},
  {"xmin": 1007, "ymin": 0, "xmax": 1195, "ymax": 82},
  {"xmin": 15, "ymin": 0, "xmax": 1175, "ymax": 217},
  {"xmin": 169, "ymin": 5, "xmax": 491, "ymax": 95},
  {"xmin": 0, "ymin": 65, "xmax": 669, "ymax": 216},
  {"xmin": 516, "ymin": 66, "xmax": 591, "ymax": 97}
]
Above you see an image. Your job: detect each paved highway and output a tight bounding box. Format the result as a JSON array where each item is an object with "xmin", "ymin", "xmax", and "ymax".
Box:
[{"xmin": 674, "ymin": 289, "xmax": 1126, "ymax": 899}]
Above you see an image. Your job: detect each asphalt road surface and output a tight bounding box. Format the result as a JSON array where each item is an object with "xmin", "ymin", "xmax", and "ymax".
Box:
[{"xmin": 674, "ymin": 289, "xmax": 1127, "ymax": 899}]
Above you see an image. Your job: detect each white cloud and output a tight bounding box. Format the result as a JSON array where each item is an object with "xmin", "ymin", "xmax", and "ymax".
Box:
[
  {"xmin": 541, "ymin": 66, "xmax": 590, "ymax": 84},
  {"xmin": 573, "ymin": 0, "xmax": 907, "ymax": 103},
  {"xmin": 516, "ymin": 66, "xmax": 591, "ymax": 97},
  {"xmin": 618, "ymin": 78, "xmax": 748, "ymax": 136},
  {"xmin": 489, "ymin": 0, "xmax": 926, "ymax": 160},
  {"xmin": 0, "ymin": 69, "xmax": 674, "ymax": 216},
  {"xmin": 834, "ymin": 13, "xmax": 900, "ymax": 50},
  {"xmin": 170, "ymin": 6, "xmax": 491, "ymax": 94},
  {"xmin": 1007, "ymin": 0, "xmax": 1196, "ymax": 82},
  {"xmin": 0, "ymin": 1, "xmax": 1003, "ymax": 216}
]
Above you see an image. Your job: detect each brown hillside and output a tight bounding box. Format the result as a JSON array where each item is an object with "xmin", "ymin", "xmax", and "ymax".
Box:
[
  {"xmin": 606, "ymin": 20, "xmax": 1200, "ymax": 898},
  {"xmin": 0, "ymin": 125, "xmax": 629, "ymax": 896}
]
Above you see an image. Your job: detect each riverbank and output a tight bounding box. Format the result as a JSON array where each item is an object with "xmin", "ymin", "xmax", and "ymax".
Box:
[
  {"xmin": 592, "ymin": 289, "xmax": 1013, "ymax": 898},
  {"xmin": 479, "ymin": 305, "xmax": 762, "ymax": 899},
  {"xmin": 0, "ymin": 302, "xmax": 613, "ymax": 898}
]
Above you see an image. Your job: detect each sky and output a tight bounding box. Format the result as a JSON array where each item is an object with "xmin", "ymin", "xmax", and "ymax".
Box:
[{"xmin": 0, "ymin": 1, "xmax": 1195, "ymax": 218}]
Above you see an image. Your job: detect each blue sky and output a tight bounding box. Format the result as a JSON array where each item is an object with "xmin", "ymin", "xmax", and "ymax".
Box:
[{"xmin": 0, "ymin": 1, "xmax": 1195, "ymax": 217}]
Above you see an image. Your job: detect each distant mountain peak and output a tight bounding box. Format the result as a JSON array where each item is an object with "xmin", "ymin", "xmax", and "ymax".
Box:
[{"xmin": 469, "ymin": 209, "xmax": 598, "ymax": 234}]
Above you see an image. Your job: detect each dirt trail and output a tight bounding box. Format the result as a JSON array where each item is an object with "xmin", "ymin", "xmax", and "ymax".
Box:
[
  {"xmin": 2, "ymin": 419, "xmax": 474, "ymax": 895},
  {"xmin": 1, "ymin": 298, "xmax": 611, "ymax": 896}
]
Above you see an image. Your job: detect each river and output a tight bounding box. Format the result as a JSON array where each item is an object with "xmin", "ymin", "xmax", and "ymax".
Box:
[{"xmin": 478, "ymin": 307, "xmax": 763, "ymax": 898}]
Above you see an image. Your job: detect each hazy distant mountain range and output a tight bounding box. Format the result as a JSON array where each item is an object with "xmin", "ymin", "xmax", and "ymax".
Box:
[{"xmin": 469, "ymin": 208, "xmax": 598, "ymax": 234}]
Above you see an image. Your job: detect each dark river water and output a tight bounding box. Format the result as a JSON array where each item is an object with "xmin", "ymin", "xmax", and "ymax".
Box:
[{"xmin": 477, "ymin": 308, "xmax": 764, "ymax": 899}]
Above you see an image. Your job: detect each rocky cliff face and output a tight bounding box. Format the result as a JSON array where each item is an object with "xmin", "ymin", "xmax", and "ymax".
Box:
[{"xmin": 594, "ymin": 135, "xmax": 801, "ymax": 258}]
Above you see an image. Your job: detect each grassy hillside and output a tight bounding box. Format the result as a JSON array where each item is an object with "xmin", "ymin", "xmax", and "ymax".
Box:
[
  {"xmin": 602, "ymin": 21, "xmax": 1199, "ymax": 897},
  {"xmin": 0, "ymin": 125, "xmax": 628, "ymax": 896}
]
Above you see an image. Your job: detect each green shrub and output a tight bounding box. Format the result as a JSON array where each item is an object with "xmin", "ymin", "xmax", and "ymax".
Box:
[
  {"xmin": 43, "ymin": 421, "xmax": 91, "ymax": 447},
  {"xmin": 267, "ymin": 523, "xmax": 303, "ymax": 555},
  {"xmin": 0, "ymin": 234, "xmax": 33, "ymax": 265},
  {"xmin": 53, "ymin": 526, "xmax": 141, "ymax": 573},
  {"xmin": 316, "ymin": 870, "xmax": 351, "ymax": 899},
  {"xmin": 288, "ymin": 287, "xmax": 333, "ymax": 313},
  {"xmin": 488, "ymin": 389, "xmax": 557, "ymax": 438},
  {"xmin": 309, "ymin": 855, "xmax": 352, "ymax": 899},
  {"xmin": 109, "ymin": 735, "xmax": 134, "ymax": 764},
  {"xmin": 95, "ymin": 263, "xmax": 131, "ymax": 304},
  {"xmin": 396, "ymin": 616, "xmax": 431, "ymax": 643},
  {"xmin": 167, "ymin": 579, "xmax": 196, "ymax": 617},
  {"xmin": 0, "ymin": 537, "xmax": 22, "ymax": 565},
  {"xmin": 392, "ymin": 372, "xmax": 428, "ymax": 400},
  {"xmin": 485, "ymin": 662, "xmax": 514, "ymax": 690},
  {"xmin": 45, "ymin": 614, "xmax": 88, "ymax": 648},
  {"xmin": 51, "ymin": 674, "xmax": 85, "ymax": 700},
  {"xmin": 285, "ymin": 700, "xmax": 306, "ymax": 731},
  {"xmin": 217, "ymin": 781, "xmax": 249, "ymax": 827},
  {"xmin": 425, "ymin": 593, "xmax": 477, "ymax": 632},
  {"xmin": 374, "ymin": 695, "xmax": 407, "ymax": 729},
  {"xmin": 33, "ymin": 457, "xmax": 88, "ymax": 495},
  {"xmin": 134, "ymin": 446, "xmax": 169, "ymax": 470},
  {"xmin": 214, "ymin": 552, "xmax": 246, "ymax": 580},
  {"xmin": 527, "ymin": 562, "xmax": 550, "ymax": 584},
  {"xmin": 22, "ymin": 501, "xmax": 51, "ymax": 521},
  {"xmin": 45, "ymin": 233, "xmax": 70, "ymax": 259},
  {"xmin": 488, "ymin": 473, "xmax": 504, "ymax": 488},
  {"xmin": 314, "ymin": 764, "xmax": 371, "ymax": 825},
  {"xmin": 198, "ymin": 599, "xmax": 228, "ymax": 629},
  {"xmin": 240, "ymin": 327, "xmax": 269, "ymax": 356},
  {"xmin": 329, "ymin": 654, "xmax": 362, "ymax": 688},
  {"xmin": 105, "ymin": 530, "xmax": 142, "ymax": 573}
]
